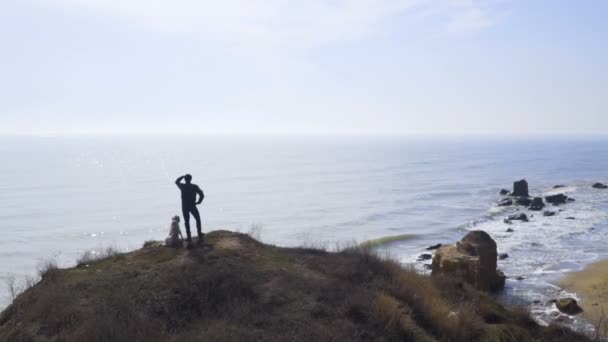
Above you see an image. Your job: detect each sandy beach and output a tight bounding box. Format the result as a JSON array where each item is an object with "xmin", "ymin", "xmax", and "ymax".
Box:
[{"xmin": 560, "ymin": 259, "xmax": 608, "ymax": 324}]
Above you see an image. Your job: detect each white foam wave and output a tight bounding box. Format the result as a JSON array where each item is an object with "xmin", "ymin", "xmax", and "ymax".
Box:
[{"xmin": 542, "ymin": 186, "xmax": 577, "ymax": 196}]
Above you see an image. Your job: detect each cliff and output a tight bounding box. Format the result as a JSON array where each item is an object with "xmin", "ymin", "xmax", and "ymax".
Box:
[{"xmin": 0, "ymin": 231, "xmax": 589, "ymax": 341}]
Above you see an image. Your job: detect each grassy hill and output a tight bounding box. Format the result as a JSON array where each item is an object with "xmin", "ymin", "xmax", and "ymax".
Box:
[{"xmin": 0, "ymin": 231, "xmax": 590, "ymax": 341}]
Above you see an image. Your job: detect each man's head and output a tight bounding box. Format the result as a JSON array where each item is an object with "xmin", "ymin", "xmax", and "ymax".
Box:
[{"xmin": 184, "ymin": 174, "xmax": 192, "ymax": 183}]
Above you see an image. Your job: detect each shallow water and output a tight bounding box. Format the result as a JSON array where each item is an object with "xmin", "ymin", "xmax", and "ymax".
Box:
[{"xmin": 1, "ymin": 135, "xmax": 607, "ymax": 330}]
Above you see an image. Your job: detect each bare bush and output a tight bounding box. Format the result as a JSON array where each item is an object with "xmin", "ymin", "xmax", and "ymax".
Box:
[{"xmin": 5, "ymin": 275, "xmax": 19, "ymax": 302}]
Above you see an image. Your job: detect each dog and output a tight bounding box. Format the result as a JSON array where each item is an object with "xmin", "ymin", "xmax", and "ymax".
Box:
[{"xmin": 164, "ymin": 215, "xmax": 184, "ymax": 247}]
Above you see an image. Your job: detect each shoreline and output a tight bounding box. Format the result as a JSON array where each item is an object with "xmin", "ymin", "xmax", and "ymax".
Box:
[{"xmin": 559, "ymin": 258, "xmax": 608, "ymax": 325}]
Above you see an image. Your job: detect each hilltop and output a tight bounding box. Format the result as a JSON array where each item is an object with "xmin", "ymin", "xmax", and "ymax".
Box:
[{"xmin": 0, "ymin": 231, "xmax": 589, "ymax": 341}]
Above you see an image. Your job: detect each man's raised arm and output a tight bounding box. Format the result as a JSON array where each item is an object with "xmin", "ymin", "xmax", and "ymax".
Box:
[
  {"xmin": 196, "ymin": 187, "xmax": 205, "ymax": 204},
  {"xmin": 175, "ymin": 175, "xmax": 185, "ymax": 187}
]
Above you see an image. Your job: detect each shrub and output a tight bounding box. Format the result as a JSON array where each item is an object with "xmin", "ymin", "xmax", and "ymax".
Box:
[
  {"xmin": 37, "ymin": 259, "xmax": 60, "ymax": 281},
  {"xmin": 142, "ymin": 240, "xmax": 157, "ymax": 248}
]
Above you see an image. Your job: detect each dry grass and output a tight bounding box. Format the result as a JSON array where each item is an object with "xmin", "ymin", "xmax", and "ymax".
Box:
[
  {"xmin": 592, "ymin": 310, "xmax": 608, "ymax": 341},
  {"xmin": 0, "ymin": 231, "xmax": 593, "ymax": 342},
  {"xmin": 76, "ymin": 246, "xmax": 123, "ymax": 267},
  {"xmin": 142, "ymin": 240, "xmax": 157, "ymax": 248}
]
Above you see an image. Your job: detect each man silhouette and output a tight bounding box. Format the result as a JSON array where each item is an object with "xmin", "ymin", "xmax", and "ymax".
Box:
[{"xmin": 175, "ymin": 174, "xmax": 205, "ymax": 244}]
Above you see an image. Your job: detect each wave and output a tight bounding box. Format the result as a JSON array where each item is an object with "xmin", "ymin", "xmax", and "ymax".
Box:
[{"xmin": 359, "ymin": 234, "xmax": 417, "ymax": 249}]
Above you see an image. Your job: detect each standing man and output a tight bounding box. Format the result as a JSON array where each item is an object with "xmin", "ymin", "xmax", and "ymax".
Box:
[{"xmin": 175, "ymin": 174, "xmax": 205, "ymax": 244}]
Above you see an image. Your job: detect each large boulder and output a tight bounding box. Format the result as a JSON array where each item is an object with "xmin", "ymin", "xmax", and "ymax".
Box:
[
  {"xmin": 512, "ymin": 179, "xmax": 529, "ymax": 197},
  {"xmin": 545, "ymin": 194, "xmax": 568, "ymax": 204},
  {"xmin": 593, "ymin": 183, "xmax": 608, "ymax": 189},
  {"xmin": 515, "ymin": 197, "xmax": 532, "ymax": 206},
  {"xmin": 432, "ymin": 231, "xmax": 505, "ymax": 292},
  {"xmin": 529, "ymin": 197, "xmax": 545, "ymax": 211}
]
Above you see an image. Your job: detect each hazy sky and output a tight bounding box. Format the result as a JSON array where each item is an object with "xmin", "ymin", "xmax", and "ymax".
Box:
[{"xmin": 1, "ymin": 0, "xmax": 607, "ymax": 135}]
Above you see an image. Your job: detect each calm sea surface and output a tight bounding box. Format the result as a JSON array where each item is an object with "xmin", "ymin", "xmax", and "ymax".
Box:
[{"xmin": 1, "ymin": 135, "xmax": 607, "ymax": 327}]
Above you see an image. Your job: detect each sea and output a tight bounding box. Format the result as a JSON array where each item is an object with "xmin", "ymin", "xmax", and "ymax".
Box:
[{"xmin": 1, "ymin": 135, "xmax": 607, "ymax": 330}]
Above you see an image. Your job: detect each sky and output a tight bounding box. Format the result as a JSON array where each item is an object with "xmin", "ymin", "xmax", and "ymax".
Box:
[{"xmin": 0, "ymin": 0, "xmax": 607, "ymax": 135}]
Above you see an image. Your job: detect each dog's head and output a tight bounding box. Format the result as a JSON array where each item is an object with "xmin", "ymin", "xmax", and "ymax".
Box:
[{"xmin": 172, "ymin": 215, "xmax": 180, "ymax": 223}]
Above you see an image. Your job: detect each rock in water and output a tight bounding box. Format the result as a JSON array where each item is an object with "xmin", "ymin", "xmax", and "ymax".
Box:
[
  {"xmin": 417, "ymin": 254, "xmax": 432, "ymax": 261},
  {"xmin": 498, "ymin": 253, "xmax": 509, "ymax": 260},
  {"xmin": 507, "ymin": 213, "xmax": 528, "ymax": 222},
  {"xmin": 499, "ymin": 189, "xmax": 511, "ymax": 195},
  {"xmin": 498, "ymin": 198, "xmax": 513, "ymax": 207},
  {"xmin": 593, "ymin": 182, "xmax": 608, "ymax": 189},
  {"xmin": 432, "ymin": 230, "xmax": 506, "ymax": 292},
  {"xmin": 512, "ymin": 179, "xmax": 529, "ymax": 197},
  {"xmin": 543, "ymin": 211, "xmax": 556, "ymax": 217},
  {"xmin": 515, "ymin": 197, "xmax": 532, "ymax": 206},
  {"xmin": 426, "ymin": 244, "xmax": 442, "ymax": 250},
  {"xmin": 553, "ymin": 185, "xmax": 566, "ymax": 189},
  {"xmin": 529, "ymin": 197, "xmax": 545, "ymax": 211},
  {"xmin": 546, "ymin": 194, "xmax": 568, "ymax": 204},
  {"xmin": 555, "ymin": 298, "xmax": 583, "ymax": 315}
]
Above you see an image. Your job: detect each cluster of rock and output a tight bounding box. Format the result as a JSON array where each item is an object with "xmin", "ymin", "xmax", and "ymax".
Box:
[
  {"xmin": 498, "ymin": 180, "xmax": 578, "ymax": 224},
  {"xmin": 431, "ymin": 230, "xmax": 506, "ymax": 292},
  {"xmin": 420, "ymin": 179, "xmax": 602, "ymax": 317},
  {"xmin": 427, "ymin": 230, "xmax": 586, "ymax": 318}
]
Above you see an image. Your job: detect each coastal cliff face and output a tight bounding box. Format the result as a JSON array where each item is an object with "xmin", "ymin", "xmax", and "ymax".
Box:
[{"xmin": 0, "ymin": 231, "xmax": 589, "ymax": 342}]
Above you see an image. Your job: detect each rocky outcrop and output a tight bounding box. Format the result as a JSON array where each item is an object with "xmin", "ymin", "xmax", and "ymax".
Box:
[
  {"xmin": 555, "ymin": 298, "xmax": 583, "ymax": 315},
  {"xmin": 512, "ymin": 179, "xmax": 529, "ymax": 197},
  {"xmin": 529, "ymin": 197, "xmax": 544, "ymax": 211},
  {"xmin": 432, "ymin": 231, "xmax": 505, "ymax": 292},
  {"xmin": 546, "ymin": 194, "xmax": 568, "ymax": 204},
  {"xmin": 593, "ymin": 183, "xmax": 608, "ymax": 189}
]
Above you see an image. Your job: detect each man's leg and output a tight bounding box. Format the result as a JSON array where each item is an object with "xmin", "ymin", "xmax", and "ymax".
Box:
[
  {"xmin": 190, "ymin": 206, "xmax": 203, "ymax": 241},
  {"xmin": 182, "ymin": 206, "xmax": 192, "ymax": 242}
]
